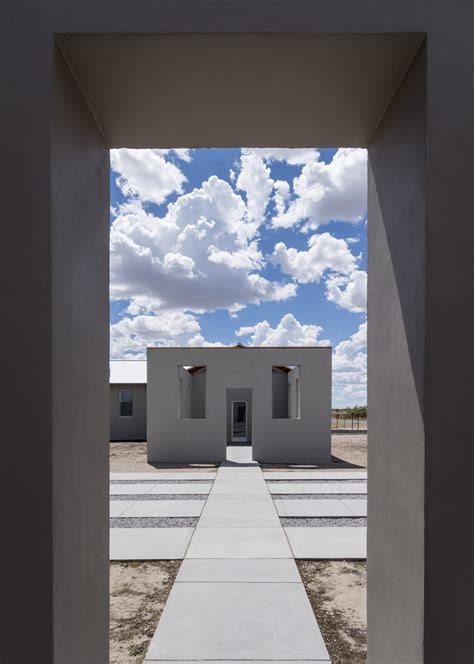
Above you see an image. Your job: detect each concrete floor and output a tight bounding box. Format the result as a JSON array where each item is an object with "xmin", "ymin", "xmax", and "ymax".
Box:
[{"xmin": 144, "ymin": 450, "xmax": 331, "ymax": 662}]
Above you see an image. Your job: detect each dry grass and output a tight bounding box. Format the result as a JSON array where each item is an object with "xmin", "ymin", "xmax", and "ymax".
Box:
[
  {"xmin": 298, "ymin": 560, "xmax": 367, "ymax": 664},
  {"xmin": 110, "ymin": 560, "xmax": 180, "ymax": 663}
]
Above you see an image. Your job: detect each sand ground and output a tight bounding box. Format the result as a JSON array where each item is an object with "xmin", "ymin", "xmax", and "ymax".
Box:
[
  {"xmin": 110, "ymin": 561, "xmax": 180, "ymax": 663},
  {"xmin": 110, "ymin": 434, "xmax": 367, "ymax": 472}
]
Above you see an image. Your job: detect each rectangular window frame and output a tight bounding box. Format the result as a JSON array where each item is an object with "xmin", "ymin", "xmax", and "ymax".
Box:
[{"xmin": 119, "ymin": 389, "xmax": 134, "ymax": 418}]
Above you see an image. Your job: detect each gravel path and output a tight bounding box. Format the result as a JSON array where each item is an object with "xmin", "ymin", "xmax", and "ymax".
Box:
[
  {"xmin": 267, "ymin": 479, "xmax": 367, "ymax": 485},
  {"xmin": 110, "ymin": 479, "xmax": 212, "ymax": 484},
  {"xmin": 110, "ymin": 517, "xmax": 199, "ymax": 528},
  {"xmin": 271, "ymin": 493, "xmax": 365, "ymax": 500},
  {"xmin": 110, "ymin": 494, "xmax": 209, "ymax": 501},
  {"xmin": 280, "ymin": 517, "xmax": 367, "ymax": 527}
]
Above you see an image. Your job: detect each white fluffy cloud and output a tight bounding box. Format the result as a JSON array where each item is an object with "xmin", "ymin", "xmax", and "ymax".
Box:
[
  {"xmin": 272, "ymin": 232, "xmax": 358, "ymax": 284},
  {"xmin": 332, "ymin": 322, "xmax": 367, "ymax": 406},
  {"xmin": 243, "ymin": 148, "xmax": 320, "ymax": 165},
  {"xmin": 111, "ymin": 149, "xmax": 191, "ymax": 206},
  {"xmin": 271, "ymin": 148, "xmax": 367, "ymax": 231},
  {"xmin": 110, "ymin": 311, "xmax": 201, "ymax": 358},
  {"xmin": 236, "ymin": 152, "xmax": 274, "ymax": 228},
  {"xmin": 325, "ymin": 270, "xmax": 367, "ymax": 313},
  {"xmin": 110, "ymin": 176, "xmax": 296, "ymax": 315},
  {"xmin": 236, "ymin": 313, "xmax": 329, "ymax": 347}
]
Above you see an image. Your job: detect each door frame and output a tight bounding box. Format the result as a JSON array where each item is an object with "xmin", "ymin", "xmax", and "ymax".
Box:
[{"xmin": 231, "ymin": 399, "xmax": 248, "ymax": 443}]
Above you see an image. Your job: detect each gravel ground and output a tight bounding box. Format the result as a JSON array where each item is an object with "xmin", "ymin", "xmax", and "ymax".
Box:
[
  {"xmin": 110, "ymin": 479, "xmax": 212, "ymax": 484},
  {"xmin": 298, "ymin": 560, "xmax": 366, "ymax": 664},
  {"xmin": 280, "ymin": 517, "xmax": 367, "ymax": 527},
  {"xmin": 271, "ymin": 493, "xmax": 365, "ymax": 500},
  {"xmin": 110, "ymin": 517, "xmax": 198, "ymax": 528},
  {"xmin": 266, "ymin": 479, "xmax": 367, "ymax": 484},
  {"xmin": 110, "ymin": 494, "xmax": 209, "ymax": 501}
]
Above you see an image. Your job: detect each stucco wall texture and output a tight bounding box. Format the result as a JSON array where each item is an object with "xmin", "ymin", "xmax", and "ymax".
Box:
[
  {"xmin": 110, "ymin": 384, "xmax": 147, "ymax": 441},
  {"xmin": 147, "ymin": 347, "xmax": 331, "ymax": 464}
]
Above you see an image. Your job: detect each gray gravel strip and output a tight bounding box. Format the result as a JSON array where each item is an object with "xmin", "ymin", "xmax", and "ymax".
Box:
[
  {"xmin": 280, "ymin": 517, "xmax": 367, "ymax": 527},
  {"xmin": 271, "ymin": 493, "xmax": 365, "ymax": 500},
  {"xmin": 110, "ymin": 479, "xmax": 212, "ymax": 484},
  {"xmin": 266, "ymin": 479, "xmax": 367, "ymax": 484},
  {"xmin": 110, "ymin": 494, "xmax": 208, "ymax": 501},
  {"xmin": 110, "ymin": 517, "xmax": 198, "ymax": 528}
]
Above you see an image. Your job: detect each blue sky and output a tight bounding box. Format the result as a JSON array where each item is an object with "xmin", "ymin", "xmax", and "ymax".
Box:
[{"xmin": 109, "ymin": 148, "xmax": 367, "ymax": 406}]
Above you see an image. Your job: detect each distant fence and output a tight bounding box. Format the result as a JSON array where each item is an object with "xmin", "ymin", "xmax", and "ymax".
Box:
[{"xmin": 331, "ymin": 409, "xmax": 367, "ymax": 431}]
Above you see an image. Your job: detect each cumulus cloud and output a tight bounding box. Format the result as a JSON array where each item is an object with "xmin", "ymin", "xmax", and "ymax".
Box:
[
  {"xmin": 273, "ymin": 180, "xmax": 291, "ymax": 216},
  {"xmin": 235, "ymin": 313, "xmax": 329, "ymax": 347},
  {"xmin": 272, "ymin": 232, "xmax": 359, "ymax": 284},
  {"xmin": 332, "ymin": 322, "xmax": 367, "ymax": 406},
  {"xmin": 110, "ymin": 311, "xmax": 201, "ymax": 358},
  {"xmin": 236, "ymin": 152, "xmax": 274, "ymax": 229},
  {"xmin": 271, "ymin": 148, "xmax": 367, "ymax": 231},
  {"xmin": 325, "ymin": 270, "xmax": 367, "ymax": 313},
  {"xmin": 111, "ymin": 148, "xmax": 190, "ymax": 206},
  {"xmin": 242, "ymin": 148, "xmax": 320, "ymax": 165},
  {"xmin": 110, "ymin": 176, "xmax": 296, "ymax": 315}
]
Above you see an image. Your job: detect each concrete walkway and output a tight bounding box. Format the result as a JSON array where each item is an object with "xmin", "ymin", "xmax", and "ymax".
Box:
[{"xmin": 145, "ymin": 448, "xmax": 331, "ymax": 662}]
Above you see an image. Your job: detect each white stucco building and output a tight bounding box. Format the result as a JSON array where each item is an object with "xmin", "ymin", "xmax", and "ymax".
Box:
[
  {"xmin": 147, "ymin": 346, "xmax": 331, "ymax": 463},
  {"xmin": 110, "ymin": 360, "xmax": 147, "ymax": 441}
]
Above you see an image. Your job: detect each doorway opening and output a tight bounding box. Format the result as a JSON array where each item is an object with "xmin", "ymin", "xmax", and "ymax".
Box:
[{"xmin": 231, "ymin": 400, "xmax": 248, "ymax": 442}]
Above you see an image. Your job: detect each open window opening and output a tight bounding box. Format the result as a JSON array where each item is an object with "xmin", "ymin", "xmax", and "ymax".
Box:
[
  {"xmin": 119, "ymin": 389, "xmax": 133, "ymax": 418},
  {"xmin": 178, "ymin": 366, "xmax": 207, "ymax": 418},
  {"xmin": 272, "ymin": 365, "xmax": 300, "ymax": 419}
]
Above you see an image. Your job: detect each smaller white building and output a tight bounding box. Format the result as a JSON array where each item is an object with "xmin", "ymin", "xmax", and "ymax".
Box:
[
  {"xmin": 147, "ymin": 346, "xmax": 331, "ymax": 464},
  {"xmin": 110, "ymin": 360, "xmax": 147, "ymax": 441}
]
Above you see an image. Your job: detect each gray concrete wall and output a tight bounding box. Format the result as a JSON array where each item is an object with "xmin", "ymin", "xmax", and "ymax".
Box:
[
  {"xmin": 147, "ymin": 348, "xmax": 331, "ymax": 464},
  {"xmin": 50, "ymin": 46, "xmax": 110, "ymax": 664},
  {"xmin": 0, "ymin": 39, "xmax": 110, "ymax": 663},
  {"xmin": 368, "ymin": 45, "xmax": 426, "ymax": 663},
  {"xmin": 226, "ymin": 388, "xmax": 253, "ymax": 445},
  {"xmin": 110, "ymin": 384, "xmax": 147, "ymax": 441}
]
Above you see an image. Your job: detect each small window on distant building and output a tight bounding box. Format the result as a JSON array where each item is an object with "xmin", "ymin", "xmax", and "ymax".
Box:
[
  {"xmin": 178, "ymin": 366, "xmax": 207, "ymax": 418},
  {"xmin": 272, "ymin": 365, "xmax": 301, "ymax": 419},
  {"xmin": 119, "ymin": 389, "xmax": 133, "ymax": 417}
]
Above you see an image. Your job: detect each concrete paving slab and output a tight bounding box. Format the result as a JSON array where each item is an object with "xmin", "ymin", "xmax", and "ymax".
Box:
[
  {"xmin": 268, "ymin": 482, "xmax": 367, "ymax": 494},
  {"xmin": 285, "ymin": 526, "xmax": 367, "ymax": 559},
  {"xmin": 342, "ymin": 498, "xmax": 367, "ymax": 516},
  {"xmin": 147, "ymin": 483, "xmax": 212, "ymax": 494},
  {"xmin": 186, "ymin": 527, "xmax": 292, "ymax": 558},
  {"xmin": 145, "ymin": 582, "xmax": 330, "ymax": 661},
  {"xmin": 275, "ymin": 498, "xmax": 356, "ymax": 517},
  {"xmin": 176, "ymin": 558, "xmax": 301, "ymax": 583},
  {"xmin": 122, "ymin": 500, "xmax": 205, "ymax": 518},
  {"xmin": 110, "ymin": 527, "xmax": 194, "ymax": 560},
  {"xmin": 110, "ymin": 501, "xmax": 135, "ymax": 517},
  {"xmin": 210, "ymin": 483, "xmax": 269, "ymax": 496},
  {"xmin": 111, "ymin": 472, "xmax": 216, "ymax": 481},
  {"xmin": 225, "ymin": 446, "xmax": 256, "ymax": 464},
  {"xmin": 198, "ymin": 497, "xmax": 280, "ymax": 527},
  {"xmin": 110, "ymin": 483, "xmax": 155, "ymax": 495},
  {"xmin": 263, "ymin": 471, "xmax": 367, "ymax": 480}
]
